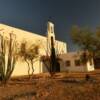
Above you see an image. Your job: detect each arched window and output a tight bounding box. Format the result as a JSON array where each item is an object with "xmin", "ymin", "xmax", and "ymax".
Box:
[{"xmin": 51, "ymin": 26, "xmax": 53, "ymax": 33}]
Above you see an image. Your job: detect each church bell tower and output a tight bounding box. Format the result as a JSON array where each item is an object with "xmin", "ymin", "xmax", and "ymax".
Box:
[{"xmin": 47, "ymin": 21, "xmax": 55, "ymax": 53}]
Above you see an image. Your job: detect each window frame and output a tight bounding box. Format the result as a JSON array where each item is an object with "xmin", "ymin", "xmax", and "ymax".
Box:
[
  {"xmin": 65, "ymin": 60, "xmax": 71, "ymax": 67},
  {"xmin": 74, "ymin": 59, "xmax": 81, "ymax": 66}
]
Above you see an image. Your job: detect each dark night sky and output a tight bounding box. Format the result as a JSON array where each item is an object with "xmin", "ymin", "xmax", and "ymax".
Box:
[{"xmin": 0, "ymin": 0, "xmax": 100, "ymax": 51}]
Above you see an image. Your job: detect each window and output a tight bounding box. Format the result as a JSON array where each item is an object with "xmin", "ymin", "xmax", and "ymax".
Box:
[
  {"xmin": 65, "ymin": 60, "xmax": 71, "ymax": 67},
  {"xmin": 51, "ymin": 26, "xmax": 53, "ymax": 33},
  {"xmin": 75, "ymin": 60, "xmax": 81, "ymax": 66}
]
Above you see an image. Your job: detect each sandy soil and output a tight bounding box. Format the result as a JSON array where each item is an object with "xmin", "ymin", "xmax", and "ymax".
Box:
[{"xmin": 0, "ymin": 71, "xmax": 100, "ymax": 100}]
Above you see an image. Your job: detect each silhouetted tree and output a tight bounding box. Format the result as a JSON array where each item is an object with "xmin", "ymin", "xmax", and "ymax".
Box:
[
  {"xmin": 41, "ymin": 37, "xmax": 62, "ymax": 76},
  {"xmin": 50, "ymin": 37, "xmax": 57, "ymax": 73}
]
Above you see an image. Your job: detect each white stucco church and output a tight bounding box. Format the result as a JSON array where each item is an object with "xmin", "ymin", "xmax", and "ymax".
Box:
[{"xmin": 0, "ymin": 21, "xmax": 94, "ymax": 76}]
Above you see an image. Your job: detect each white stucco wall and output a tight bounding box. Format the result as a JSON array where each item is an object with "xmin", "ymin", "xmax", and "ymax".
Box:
[
  {"xmin": 86, "ymin": 59, "xmax": 95, "ymax": 71},
  {"xmin": 59, "ymin": 52, "xmax": 95, "ymax": 72}
]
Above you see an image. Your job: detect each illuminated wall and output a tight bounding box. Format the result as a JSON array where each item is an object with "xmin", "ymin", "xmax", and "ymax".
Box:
[{"xmin": 0, "ymin": 22, "xmax": 67, "ymax": 76}]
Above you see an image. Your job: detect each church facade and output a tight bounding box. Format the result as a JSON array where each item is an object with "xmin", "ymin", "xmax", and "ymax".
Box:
[
  {"xmin": 0, "ymin": 22, "xmax": 94, "ymax": 76},
  {"xmin": 0, "ymin": 22, "xmax": 67, "ymax": 76}
]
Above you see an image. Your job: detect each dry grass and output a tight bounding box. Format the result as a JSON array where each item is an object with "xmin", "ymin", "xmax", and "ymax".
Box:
[{"xmin": 0, "ymin": 70, "xmax": 100, "ymax": 100}]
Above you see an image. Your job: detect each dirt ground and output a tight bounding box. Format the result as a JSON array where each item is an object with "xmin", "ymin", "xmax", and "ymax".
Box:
[{"xmin": 0, "ymin": 71, "xmax": 100, "ymax": 100}]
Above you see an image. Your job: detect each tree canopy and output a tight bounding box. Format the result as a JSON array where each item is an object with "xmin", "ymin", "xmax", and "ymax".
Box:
[{"xmin": 71, "ymin": 25, "xmax": 100, "ymax": 58}]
